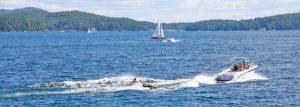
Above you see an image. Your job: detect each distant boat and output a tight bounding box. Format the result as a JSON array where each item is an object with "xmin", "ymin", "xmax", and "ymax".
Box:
[
  {"xmin": 88, "ymin": 27, "xmax": 96, "ymax": 33},
  {"xmin": 150, "ymin": 19, "xmax": 164, "ymax": 39},
  {"xmin": 162, "ymin": 37, "xmax": 178, "ymax": 43}
]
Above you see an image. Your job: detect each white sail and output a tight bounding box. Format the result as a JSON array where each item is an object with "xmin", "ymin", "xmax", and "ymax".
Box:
[
  {"xmin": 152, "ymin": 22, "xmax": 160, "ymax": 37},
  {"xmin": 160, "ymin": 25, "xmax": 164, "ymax": 38}
]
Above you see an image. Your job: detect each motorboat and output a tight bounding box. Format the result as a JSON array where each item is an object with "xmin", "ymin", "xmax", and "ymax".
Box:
[
  {"xmin": 166, "ymin": 38, "xmax": 176, "ymax": 42},
  {"xmin": 215, "ymin": 57, "xmax": 257, "ymax": 82},
  {"xmin": 161, "ymin": 37, "xmax": 177, "ymax": 42}
]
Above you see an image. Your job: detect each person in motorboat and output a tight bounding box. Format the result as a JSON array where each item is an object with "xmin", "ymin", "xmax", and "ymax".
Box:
[
  {"xmin": 231, "ymin": 63, "xmax": 239, "ymax": 72},
  {"xmin": 243, "ymin": 62, "xmax": 249, "ymax": 70},
  {"xmin": 239, "ymin": 65, "xmax": 243, "ymax": 71},
  {"xmin": 238, "ymin": 62, "xmax": 249, "ymax": 71},
  {"xmin": 232, "ymin": 62, "xmax": 250, "ymax": 72}
]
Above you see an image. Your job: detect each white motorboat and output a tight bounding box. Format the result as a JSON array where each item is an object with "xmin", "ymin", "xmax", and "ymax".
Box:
[
  {"xmin": 162, "ymin": 38, "xmax": 177, "ymax": 42},
  {"xmin": 215, "ymin": 57, "xmax": 257, "ymax": 82}
]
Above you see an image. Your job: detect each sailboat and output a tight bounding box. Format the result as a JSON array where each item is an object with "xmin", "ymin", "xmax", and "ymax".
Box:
[
  {"xmin": 150, "ymin": 20, "xmax": 164, "ymax": 39},
  {"xmin": 88, "ymin": 27, "xmax": 96, "ymax": 33}
]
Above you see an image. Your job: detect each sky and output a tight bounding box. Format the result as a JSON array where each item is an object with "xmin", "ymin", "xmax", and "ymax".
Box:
[{"xmin": 1, "ymin": 0, "xmax": 300, "ymax": 23}]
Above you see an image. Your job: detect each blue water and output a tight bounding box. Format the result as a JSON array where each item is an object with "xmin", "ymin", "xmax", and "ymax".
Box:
[{"xmin": 0, "ymin": 31, "xmax": 299, "ymax": 106}]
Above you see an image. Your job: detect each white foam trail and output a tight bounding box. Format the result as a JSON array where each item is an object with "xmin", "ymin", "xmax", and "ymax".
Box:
[
  {"xmin": 1, "ymin": 73, "xmax": 268, "ymax": 97},
  {"xmin": 192, "ymin": 75, "xmax": 217, "ymax": 85}
]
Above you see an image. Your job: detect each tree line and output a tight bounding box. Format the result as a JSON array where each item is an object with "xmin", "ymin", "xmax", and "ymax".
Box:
[{"xmin": 1, "ymin": 7, "xmax": 300, "ymax": 32}]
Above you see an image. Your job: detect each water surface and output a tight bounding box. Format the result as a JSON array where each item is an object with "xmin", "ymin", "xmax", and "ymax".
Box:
[{"xmin": 0, "ymin": 31, "xmax": 299, "ymax": 106}]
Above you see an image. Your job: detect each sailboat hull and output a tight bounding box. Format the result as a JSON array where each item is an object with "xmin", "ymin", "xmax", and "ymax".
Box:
[{"xmin": 149, "ymin": 36, "xmax": 164, "ymax": 39}]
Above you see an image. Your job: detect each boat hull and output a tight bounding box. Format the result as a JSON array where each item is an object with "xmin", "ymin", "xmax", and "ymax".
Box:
[{"xmin": 149, "ymin": 36, "xmax": 164, "ymax": 39}]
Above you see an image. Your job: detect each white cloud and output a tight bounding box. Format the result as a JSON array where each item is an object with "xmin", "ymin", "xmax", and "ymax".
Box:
[{"xmin": 183, "ymin": 0, "xmax": 199, "ymax": 7}]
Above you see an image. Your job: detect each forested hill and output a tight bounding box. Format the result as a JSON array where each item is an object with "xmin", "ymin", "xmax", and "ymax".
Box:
[
  {"xmin": 0, "ymin": 7, "xmax": 154, "ymax": 32},
  {"xmin": 1, "ymin": 7, "xmax": 300, "ymax": 32},
  {"xmin": 184, "ymin": 13, "xmax": 300, "ymax": 31}
]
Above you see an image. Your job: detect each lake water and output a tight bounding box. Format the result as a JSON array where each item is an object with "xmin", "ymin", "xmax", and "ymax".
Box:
[{"xmin": 0, "ymin": 31, "xmax": 299, "ymax": 106}]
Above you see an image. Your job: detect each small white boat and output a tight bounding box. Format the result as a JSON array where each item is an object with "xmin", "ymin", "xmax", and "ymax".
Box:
[
  {"xmin": 215, "ymin": 57, "xmax": 257, "ymax": 82},
  {"xmin": 161, "ymin": 38, "xmax": 177, "ymax": 43},
  {"xmin": 88, "ymin": 27, "xmax": 96, "ymax": 33},
  {"xmin": 150, "ymin": 19, "xmax": 164, "ymax": 39}
]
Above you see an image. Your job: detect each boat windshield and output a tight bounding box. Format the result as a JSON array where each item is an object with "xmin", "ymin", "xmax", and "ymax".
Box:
[{"xmin": 230, "ymin": 57, "xmax": 251, "ymax": 64}]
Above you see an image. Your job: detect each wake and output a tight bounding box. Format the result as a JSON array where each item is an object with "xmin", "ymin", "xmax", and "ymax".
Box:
[{"xmin": 1, "ymin": 72, "xmax": 267, "ymax": 98}]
